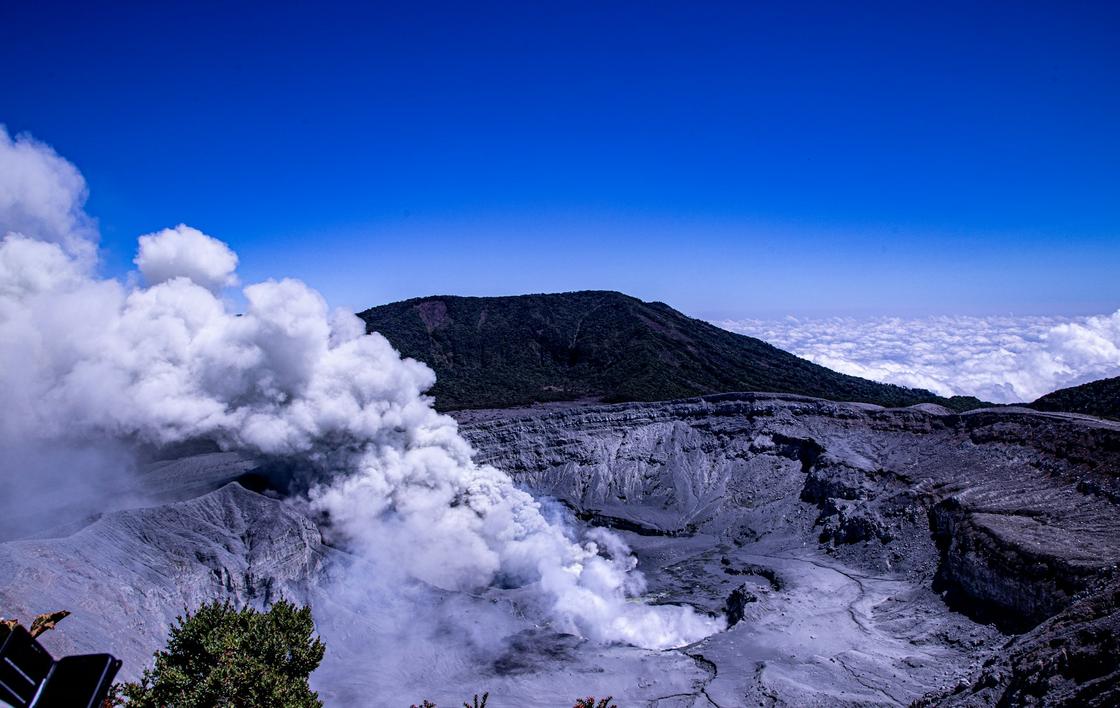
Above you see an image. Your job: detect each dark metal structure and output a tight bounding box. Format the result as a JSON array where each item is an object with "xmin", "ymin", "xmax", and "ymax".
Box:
[{"xmin": 0, "ymin": 624, "xmax": 120, "ymax": 708}]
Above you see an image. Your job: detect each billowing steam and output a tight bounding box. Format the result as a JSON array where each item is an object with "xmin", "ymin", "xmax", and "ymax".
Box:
[{"xmin": 0, "ymin": 127, "xmax": 721, "ymax": 650}]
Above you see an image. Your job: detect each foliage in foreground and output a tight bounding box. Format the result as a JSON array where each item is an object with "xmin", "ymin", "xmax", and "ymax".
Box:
[
  {"xmin": 411, "ymin": 693, "xmax": 488, "ymax": 708},
  {"xmin": 575, "ymin": 698, "xmax": 617, "ymax": 708},
  {"xmin": 117, "ymin": 599, "xmax": 325, "ymax": 708},
  {"xmin": 8, "ymin": 605, "xmax": 619, "ymax": 708}
]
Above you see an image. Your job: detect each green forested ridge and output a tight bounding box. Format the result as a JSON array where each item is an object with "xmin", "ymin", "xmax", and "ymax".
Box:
[
  {"xmin": 359, "ymin": 291, "xmax": 986, "ymax": 413},
  {"xmin": 1030, "ymin": 376, "xmax": 1120, "ymax": 421}
]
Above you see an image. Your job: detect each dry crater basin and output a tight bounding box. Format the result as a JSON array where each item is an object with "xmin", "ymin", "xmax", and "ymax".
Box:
[{"xmin": 2, "ymin": 393, "xmax": 1118, "ymax": 706}]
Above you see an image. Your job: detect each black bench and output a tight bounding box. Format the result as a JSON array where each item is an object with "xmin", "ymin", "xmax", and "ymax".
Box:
[{"xmin": 0, "ymin": 624, "xmax": 120, "ymax": 708}]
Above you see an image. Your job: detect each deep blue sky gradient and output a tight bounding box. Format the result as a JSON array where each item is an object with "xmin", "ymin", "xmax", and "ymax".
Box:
[{"xmin": 2, "ymin": 1, "xmax": 1118, "ymax": 317}]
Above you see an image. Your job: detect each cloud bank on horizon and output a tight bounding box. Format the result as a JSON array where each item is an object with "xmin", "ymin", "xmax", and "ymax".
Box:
[
  {"xmin": 0, "ymin": 126, "xmax": 721, "ymax": 651},
  {"xmin": 719, "ymin": 313, "xmax": 1120, "ymax": 404}
]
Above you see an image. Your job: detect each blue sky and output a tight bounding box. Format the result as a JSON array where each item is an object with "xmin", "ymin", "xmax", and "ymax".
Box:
[{"xmin": 2, "ymin": 1, "xmax": 1117, "ymax": 318}]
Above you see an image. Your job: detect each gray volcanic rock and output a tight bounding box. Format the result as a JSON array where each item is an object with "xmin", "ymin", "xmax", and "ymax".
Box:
[
  {"xmin": 0, "ymin": 483, "xmax": 329, "ymax": 677},
  {"xmin": 459, "ymin": 393, "xmax": 1120, "ymax": 704},
  {"xmin": 0, "ymin": 476, "xmax": 709, "ymax": 706},
  {"xmin": 916, "ymin": 576, "xmax": 1120, "ymax": 707},
  {"xmin": 1, "ymin": 449, "xmax": 261, "ymax": 542},
  {"xmin": 460, "ymin": 396, "xmax": 1120, "ymax": 621},
  {"xmin": 1, "ymin": 393, "xmax": 1117, "ymax": 706}
]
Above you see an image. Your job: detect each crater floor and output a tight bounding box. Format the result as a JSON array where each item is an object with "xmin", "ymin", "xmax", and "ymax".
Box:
[
  {"xmin": 627, "ymin": 531, "xmax": 999, "ymax": 707},
  {"xmin": 2, "ymin": 393, "xmax": 1117, "ymax": 706}
]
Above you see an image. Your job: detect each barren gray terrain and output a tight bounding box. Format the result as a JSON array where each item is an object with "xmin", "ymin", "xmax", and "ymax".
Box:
[{"xmin": 3, "ymin": 393, "xmax": 1119, "ymax": 706}]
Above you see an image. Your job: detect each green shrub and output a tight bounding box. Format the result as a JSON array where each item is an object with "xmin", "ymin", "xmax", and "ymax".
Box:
[
  {"xmin": 574, "ymin": 698, "xmax": 617, "ymax": 708},
  {"xmin": 409, "ymin": 692, "xmax": 487, "ymax": 708},
  {"xmin": 118, "ymin": 599, "xmax": 325, "ymax": 707}
]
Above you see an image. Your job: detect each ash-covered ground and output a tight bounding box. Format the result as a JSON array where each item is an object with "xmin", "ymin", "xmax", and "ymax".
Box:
[{"xmin": 3, "ymin": 393, "xmax": 1119, "ymax": 706}]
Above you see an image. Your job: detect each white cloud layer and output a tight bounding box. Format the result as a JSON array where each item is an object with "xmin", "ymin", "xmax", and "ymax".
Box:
[
  {"xmin": 0, "ymin": 125, "xmax": 720, "ymax": 650},
  {"xmin": 719, "ymin": 312, "xmax": 1120, "ymax": 403}
]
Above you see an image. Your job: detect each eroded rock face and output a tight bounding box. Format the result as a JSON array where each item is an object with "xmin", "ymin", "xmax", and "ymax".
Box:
[
  {"xmin": 917, "ymin": 576, "xmax": 1120, "ymax": 707},
  {"xmin": 459, "ymin": 394, "xmax": 1120, "ymax": 632},
  {"xmin": 929, "ymin": 499, "xmax": 1114, "ymax": 631},
  {"xmin": 459, "ymin": 394, "xmax": 1120, "ymax": 704},
  {"xmin": 1, "ymin": 393, "xmax": 1116, "ymax": 705},
  {"xmin": 0, "ymin": 483, "xmax": 330, "ymax": 676}
]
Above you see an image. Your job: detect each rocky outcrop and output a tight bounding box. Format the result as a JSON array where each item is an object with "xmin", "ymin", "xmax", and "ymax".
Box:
[
  {"xmin": 929, "ymin": 498, "xmax": 1114, "ymax": 631},
  {"xmin": 917, "ymin": 576, "xmax": 1120, "ymax": 707},
  {"xmin": 459, "ymin": 394, "xmax": 1120, "ymax": 685},
  {"xmin": 2, "ymin": 392, "xmax": 1117, "ymax": 704},
  {"xmin": 0, "ymin": 483, "xmax": 330, "ymax": 678},
  {"xmin": 723, "ymin": 584, "xmax": 758, "ymax": 626}
]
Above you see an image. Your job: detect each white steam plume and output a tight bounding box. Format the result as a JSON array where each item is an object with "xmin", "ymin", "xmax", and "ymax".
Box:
[
  {"xmin": 0, "ymin": 126, "xmax": 721, "ymax": 650},
  {"xmin": 135, "ymin": 224, "xmax": 239, "ymax": 292},
  {"xmin": 0, "ymin": 127, "xmax": 97, "ymax": 266}
]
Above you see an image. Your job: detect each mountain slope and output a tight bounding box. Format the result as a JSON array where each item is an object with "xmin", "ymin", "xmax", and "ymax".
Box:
[
  {"xmin": 358, "ymin": 291, "xmax": 985, "ymax": 412},
  {"xmin": 1031, "ymin": 376, "xmax": 1120, "ymax": 421}
]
